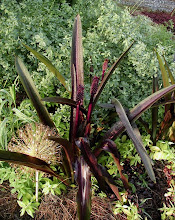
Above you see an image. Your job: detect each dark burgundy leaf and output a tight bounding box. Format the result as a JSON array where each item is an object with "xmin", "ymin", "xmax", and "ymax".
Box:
[
  {"xmin": 0, "ymin": 150, "xmax": 69, "ymax": 185},
  {"xmin": 75, "ymin": 157, "xmax": 91, "ymax": 220},
  {"xmin": 42, "ymin": 97, "xmax": 87, "ymax": 114},
  {"xmin": 104, "ymin": 85, "xmax": 175, "ymax": 141}
]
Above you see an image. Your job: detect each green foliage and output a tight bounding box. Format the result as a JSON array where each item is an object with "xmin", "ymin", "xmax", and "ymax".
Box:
[
  {"xmin": 159, "ymin": 178, "xmax": 175, "ymax": 219},
  {"xmin": 0, "ymin": 162, "xmax": 67, "ymax": 217},
  {"xmin": 149, "ymin": 140, "xmax": 175, "ymax": 161},
  {"xmin": 113, "ymin": 199, "xmax": 142, "ymax": 220},
  {"xmin": 0, "ymin": 80, "xmax": 38, "ymax": 150},
  {"xmin": 0, "ymin": 0, "xmax": 175, "ymax": 219},
  {"xmin": 0, "ymin": 0, "xmax": 174, "ymax": 110},
  {"xmin": 41, "ymin": 177, "xmax": 67, "ymax": 196}
]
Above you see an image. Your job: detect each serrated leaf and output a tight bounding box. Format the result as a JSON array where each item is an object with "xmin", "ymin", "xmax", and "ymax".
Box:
[{"xmin": 17, "ymin": 201, "xmax": 25, "ymax": 208}]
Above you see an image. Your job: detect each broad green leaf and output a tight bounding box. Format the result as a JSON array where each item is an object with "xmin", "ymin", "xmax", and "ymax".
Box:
[
  {"xmin": 15, "ymin": 56, "xmax": 55, "ymax": 128},
  {"xmin": 0, "ymin": 150, "xmax": 69, "ymax": 185},
  {"xmin": 112, "ymin": 98, "xmax": 156, "ymax": 182},
  {"xmin": 22, "ymin": 43, "xmax": 70, "ymax": 93}
]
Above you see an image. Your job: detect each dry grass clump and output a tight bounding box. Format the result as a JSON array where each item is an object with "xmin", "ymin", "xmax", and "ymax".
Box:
[{"xmin": 36, "ymin": 189, "xmax": 119, "ymax": 220}]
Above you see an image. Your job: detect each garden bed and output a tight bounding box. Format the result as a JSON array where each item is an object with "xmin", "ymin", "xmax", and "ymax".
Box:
[{"xmin": 0, "ymin": 1, "xmax": 175, "ymax": 219}]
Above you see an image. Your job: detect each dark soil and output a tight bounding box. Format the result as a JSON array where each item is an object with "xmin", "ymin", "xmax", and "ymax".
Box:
[{"xmin": 124, "ymin": 160, "xmax": 173, "ymax": 220}]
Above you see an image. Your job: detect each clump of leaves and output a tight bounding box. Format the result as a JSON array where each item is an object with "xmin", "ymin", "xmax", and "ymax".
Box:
[
  {"xmin": 150, "ymin": 51, "xmax": 175, "ymax": 144},
  {"xmin": 1, "ymin": 15, "xmax": 175, "ymax": 220}
]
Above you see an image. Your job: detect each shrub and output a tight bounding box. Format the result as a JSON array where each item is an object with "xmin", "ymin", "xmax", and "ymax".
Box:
[{"xmin": 0, "ymin": 0, "xmax": 174, "ymax": 111}]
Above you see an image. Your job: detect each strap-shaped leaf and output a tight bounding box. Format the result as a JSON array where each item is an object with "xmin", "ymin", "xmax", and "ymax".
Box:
[
  {"xmin": 71, "ymin": 14, "xmax": 84, "ymax": 101},
  {"xmin": 152, "ymin": 76, "xmax": 159, "ymax": 145},
  {"xmin": 0, "ymin": 150, "xmax": 69, "ymax": 185},
  {"xmin": 48, "ymin": 136, "xmax": 74, "ymax": 182},
  {"xmin": 70, "ymin": 15, "xmax": 84, "ymax": 143},
  {"xmin": 15, "ymin": 56, "xmax": 55, "ymax": 128},
  {"xmin": 76, "ymin": 157, "xmax": 91, "ymax": 220},
  {"xmin": 112, "ymin": 98, "xmax": 156, "ymax": 182},
  {"xmin": 42, "ymin": 96, "xmax": 87, "ymax": 114},
  {"xmin": 102, "ymin": 139, "xmax": 130, "ymax": 189},
  {"xmin": 155, "ymin": 50, "xmax": 170, "ymax": 88},
  {"xmin": 104, "ymin": 85, "xmax": 175, "ymax": 140},
  {"xmin": 22, "ymin": 43, "xmax": 70, "ymax": 93},
  {"xmin": 76, "ymin": 138, "xmax": 121, "ymax": 200},
  {"xmin": 92, "ymin": 41, "xmax": 134, "ymax": 111},
  {"xmin": 163, "ymin": 55, "xmax": 175, "ymax": 85},
  {"xmin": 152, "ymin": 99, "xmax": 175, "ymax": 108}
]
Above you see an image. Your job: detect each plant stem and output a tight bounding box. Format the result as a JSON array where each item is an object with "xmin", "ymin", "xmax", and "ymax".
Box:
[{"xmin": 35, "ymin": 170, "xmax": 39, "ymax": 202}]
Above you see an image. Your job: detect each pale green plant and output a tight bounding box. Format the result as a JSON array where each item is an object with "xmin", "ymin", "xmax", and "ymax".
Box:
[
  {"xmin": 113, "ymin": 195, "xmax": 142, "ymax": 220},
  {"xmin": 0, "ymin": 0, "xmax": 174, "ymax": 112}
]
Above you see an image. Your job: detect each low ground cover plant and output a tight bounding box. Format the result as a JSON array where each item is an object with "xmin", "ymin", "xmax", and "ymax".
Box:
[{"xmin": 0, "ymin": 13, "xmax": 175, "ymax": 219}]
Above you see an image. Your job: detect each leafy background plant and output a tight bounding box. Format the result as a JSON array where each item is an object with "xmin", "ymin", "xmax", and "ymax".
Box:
[{"xmin": 0, "ymin": 0, "xmax": 174, "ymax": 108}]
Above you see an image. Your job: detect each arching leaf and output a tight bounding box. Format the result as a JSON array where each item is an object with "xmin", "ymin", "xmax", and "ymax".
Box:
[
  {"xmin": 22, "ymin": 43, "xmax": 70, "ymax": 93},
  {"xmin": 15, "ymin": 56, "xmax": 55, "ymax": 128}
]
